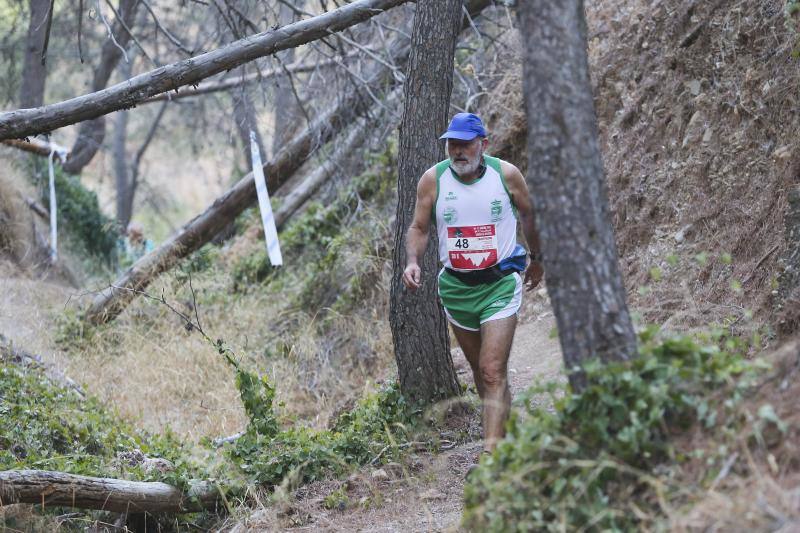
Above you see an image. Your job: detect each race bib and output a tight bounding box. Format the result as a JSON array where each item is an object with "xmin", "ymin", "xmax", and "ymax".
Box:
[{"xmin": 447, "ymin": 224, "xmax": 498, "ymax": 270}]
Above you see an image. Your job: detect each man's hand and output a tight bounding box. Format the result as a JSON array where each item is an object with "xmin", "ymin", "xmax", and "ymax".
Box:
[
  {"xmin": 524, "ymin": 260, "xmax": 544, "ymax": 291},
  {"xmin": 403, "ymin": 262, "xmax": 422, "ymax": 290}
]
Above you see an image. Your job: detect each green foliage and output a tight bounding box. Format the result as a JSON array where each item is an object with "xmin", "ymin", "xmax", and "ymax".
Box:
[
  {"xmin": 230, "ymin": 140, "xmax": 396, "ymax": 302},
  {"xmin": 31, "ymin": 161, "xmax": 118, "ymax": 264},
  {"xmin": 463, "ymin": 329, "xmax": 766, "ymax": 532},
  {"xmin": 227, "ymin": 381, "xmax": 418, "ymax": 487},
  {"xmin": 0, "ymin": 360, "xmax": 196, "ymax": 484}
]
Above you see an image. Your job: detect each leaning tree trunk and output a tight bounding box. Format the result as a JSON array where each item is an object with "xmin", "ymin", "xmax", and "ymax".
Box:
[
  {"xmin": 83, "ymin": 84, "xmax": 381, "ymax": 325},
  {"xmin": 62, "ymin": 0, "xmax": 142, "ymax": 174},
  {"xmin": 19, "ymin": 0, "xmax": 51, "ymax": 108},
  {"xmin": 0, "ymin": 470, "xmax": 219, "ymax": 514},
  {"xmin": 0, "ymin": 0, "xmax": 412, "ymax": 140},
  {"xmin": 389, "ymin": 0, "xmax": 463, "ymax": 404},
  {"xmin": 518, "ymin": 0, "xmax": 637, "ymax": 389}
]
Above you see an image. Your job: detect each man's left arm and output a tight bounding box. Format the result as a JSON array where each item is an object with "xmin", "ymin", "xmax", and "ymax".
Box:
[{"xmin": 502, "ymin": 162, "xmax": 544, "ymax": 291}]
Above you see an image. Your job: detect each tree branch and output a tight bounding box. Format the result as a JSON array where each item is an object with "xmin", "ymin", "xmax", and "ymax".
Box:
[{"xmin": 0, "ymin": 0, "xmax": 410, "ymax": 140}]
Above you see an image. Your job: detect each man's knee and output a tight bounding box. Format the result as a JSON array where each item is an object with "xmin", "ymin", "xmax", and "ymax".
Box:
[{"xmin": 479, "ymin": 359, "xmax": 507, "ymax": 389}]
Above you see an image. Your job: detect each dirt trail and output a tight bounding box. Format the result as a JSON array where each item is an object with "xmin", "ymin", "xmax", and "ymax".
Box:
[
  {"xmin": 259, "ymin": 295, "xmax": 565, "ymax": 533},
  {"xmin": 0, "ymin": 269, "xmax": 74, "ymax": 364}
]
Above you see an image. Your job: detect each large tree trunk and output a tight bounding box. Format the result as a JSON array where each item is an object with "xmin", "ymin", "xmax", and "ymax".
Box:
[
  {"xmin": 62, "ymin": 0, "xmax": 142, "ymax": 174},
  {"xmin": 389, "ymin": 0, "xmax": 463, "ymax": 404},
  {"xmin": 518, "ymin": 0, "xmax": 637, "ymax": 389},
  {"xmin": 19, "ymin": 0, "xmax": 51, "ymax": 108},
  {"xmin": 0, "ymin": 0, "xmax": 412, "ymax": 140},
  {"xmin": 0, "ymin": 470, "xmax": 219, "ymax": 513}
]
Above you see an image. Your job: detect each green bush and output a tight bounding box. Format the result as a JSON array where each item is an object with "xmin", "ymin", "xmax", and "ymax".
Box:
[
  {"xmin": 227, "ymin": 376, "xmax": 418, "ymax": 487},
  {"xmin": 0, "ymin": 360, "xmax": 196, "ymax": 484},
  {"xmin": 463, "ymin": 329, "xmax": 766, "ymax": 532},
  {"xmin": 32, "ymin": 162, "xmax": 118, "ymax": 264},
  {"xmin": 230, "ymin": 140, "xmax": 396, "ymax": 295}
]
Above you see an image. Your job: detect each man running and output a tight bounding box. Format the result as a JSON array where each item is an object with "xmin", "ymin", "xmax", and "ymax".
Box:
[{"xmin": 402, "ymin": 113, "xmax": 543, "ymax": 453}]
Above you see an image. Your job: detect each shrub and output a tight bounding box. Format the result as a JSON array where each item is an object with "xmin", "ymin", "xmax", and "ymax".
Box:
[
  {"xmin": 463, "ymin": 329, "xmax": 766, "ymax": 532},
  {"xmin": 31, "ymin": 162, "xmax": 118, "ymax": 264}
]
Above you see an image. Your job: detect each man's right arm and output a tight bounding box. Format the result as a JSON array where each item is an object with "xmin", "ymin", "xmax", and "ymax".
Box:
[{"xmin": 402, "ymin": 168, "xmax": 437, "ymax": 290}]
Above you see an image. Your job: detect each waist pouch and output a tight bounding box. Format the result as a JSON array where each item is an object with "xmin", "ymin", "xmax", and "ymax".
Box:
[
  {"xmin": 444, "ymin": 265, "xmax": 511, "ymax": 286},
  {"xmin": 445, "ymin": 245, "xmax": 528, "ymax": 286}
]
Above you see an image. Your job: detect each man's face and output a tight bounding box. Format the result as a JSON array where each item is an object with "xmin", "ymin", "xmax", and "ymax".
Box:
[{"xmin": 447, "ymin": 137, "xmax": 488, "ymax": 176}]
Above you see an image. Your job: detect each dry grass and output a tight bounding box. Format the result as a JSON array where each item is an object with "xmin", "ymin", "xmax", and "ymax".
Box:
[
  {"xmin": 57, "ymin": 210, "xmax": 396, "ymax": 440},
  {"xmin": 0, "ymin": 155, "xmax": 42, "ymax": 270}
]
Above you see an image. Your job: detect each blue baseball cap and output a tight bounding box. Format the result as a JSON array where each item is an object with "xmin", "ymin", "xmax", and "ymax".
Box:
[{"xmin": 439, "ymin": 113, "xmax": 487, "ymax": 140}]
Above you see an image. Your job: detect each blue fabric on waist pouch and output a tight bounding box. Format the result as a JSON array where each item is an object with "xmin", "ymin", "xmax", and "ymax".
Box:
[{"xmin": 498, "ymin": 244, "xmax": 527, "ymax": 273}]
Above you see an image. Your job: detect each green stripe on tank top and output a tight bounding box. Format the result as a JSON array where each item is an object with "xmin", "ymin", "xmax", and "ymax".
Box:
[{"xmin": 432, "ymin": 159, "xmax": 451, "ymax": 220}]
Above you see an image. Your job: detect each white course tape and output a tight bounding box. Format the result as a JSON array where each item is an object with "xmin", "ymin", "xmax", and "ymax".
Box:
[
  {"xmin": 48, "ymin": 145, "xmax": 58, "ymax": 263},
  {"xmin": 249, "ymin": 130, "xmax": 283, "ymax": 267}
]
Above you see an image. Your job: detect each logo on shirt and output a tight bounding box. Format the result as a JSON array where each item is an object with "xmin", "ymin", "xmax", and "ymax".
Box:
[
  {"xmin": 490, "ymin": 199, "xmax": 503, "ymax": 222},
  {"xmin": 445, "ymin": 191, "xmax": 458, "ymax": 201},
  {"xmin": 443, "ymin": 206, "xmax": 458, "ymax": 224}
]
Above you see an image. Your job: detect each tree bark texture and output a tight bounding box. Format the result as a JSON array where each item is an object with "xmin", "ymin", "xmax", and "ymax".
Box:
[
  {"xmin": 61, "ymin": 0, "xmax": 142, "ymax": 174},
  {"xmin": 389, "ymin": 0, "xmax": 463, "ymax": 404},
  {"xmin": 272, "ymin": 1, "xmax": 304, "ymax": 155},
  {"xmin": 82, "ymin": 0, "xmax": 493, "ymax": 325},
  {"xmin": 0, "ymin": 470, "xmax": 219, "ymax": 513},
  {"xmin": 113, "ymin": 106, "xmax": 132, "ymax": 228},
  {"xmin": 518, "ymin": 0, "xmax": 637, "ymax": 387},
  {"xmin": 0, "ymin": 0, "xmax": 412, "ymax": 141},
  {"xmin": 19, "ymin": 0, "xmax": 51, "ymax": 109},
  {"xmin": 232, "ymin": 76, "xmax": 265, "ymax": 167}
]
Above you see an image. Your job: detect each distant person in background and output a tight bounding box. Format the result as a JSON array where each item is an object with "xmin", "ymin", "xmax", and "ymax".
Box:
[
  {"xmin": 119, "ymin": 222, "xmax": 154, "ymax": 269},
  {"xmin": 402, "ymin": 113, "xmax": 544, "ymax": 455}
]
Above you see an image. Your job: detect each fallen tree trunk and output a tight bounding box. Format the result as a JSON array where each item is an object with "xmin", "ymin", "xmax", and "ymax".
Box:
[
  {"xmin": 0, "ymin": 470, "xmax": 219, "ymax": 513},
  {"xmin": 83, "ymin": 84, "xmax": 380, "ymax": 325},
  {"xmin": 83, "ymin": 0, "xmax": 493, "ymax": 325},
  {"xmin": 0, "ymin": 0, "xmax": 410, "ymax": 140},
  {"xmin": 273, "ymin": 90, "xmax": 399, "ymax": 229}
]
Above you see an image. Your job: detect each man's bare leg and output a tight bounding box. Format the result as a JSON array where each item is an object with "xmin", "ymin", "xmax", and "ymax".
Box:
[
  {"xmin": 451, "ymin": 324, "xmax": 485, "ymax": 397},
  {"xmin": 478, "ymin": 315, "xmax": 516, "ymax": 452}
]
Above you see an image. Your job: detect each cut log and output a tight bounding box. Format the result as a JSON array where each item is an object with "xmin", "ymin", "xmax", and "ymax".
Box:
[
  {"xmin": 0, "ymin": 0, "xmax": 411, "ymax": 140},
  {"xmin": 0, "ymin": 470, "xmax": 219, "ymax": 513},
  {"xmin": 82, "ymin": 0, "xmax": 493, "ymax": 325}
]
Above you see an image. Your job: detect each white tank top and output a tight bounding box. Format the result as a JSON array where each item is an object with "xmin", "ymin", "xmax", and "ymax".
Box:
[{"xmin": 434, "ymin": 155, "xmax": 518, "ymax": 271}]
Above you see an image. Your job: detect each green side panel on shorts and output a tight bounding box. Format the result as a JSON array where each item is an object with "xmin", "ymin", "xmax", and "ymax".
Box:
[
  {"xmin": 438, "ymin": 270, "xmax": 518, "ymax": 330},
  {"xmin": 432, "ymin": 159, "xmax": 451, "ymax": 219}
]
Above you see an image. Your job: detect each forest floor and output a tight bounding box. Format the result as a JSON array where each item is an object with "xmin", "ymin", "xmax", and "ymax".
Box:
[
  {"xmin": 0, "ymin": 265, "xmax": 564, "ymax": 532},
  {"xmin": 239, "ymin": 297, "xmax": 565, "ymax": 533}
]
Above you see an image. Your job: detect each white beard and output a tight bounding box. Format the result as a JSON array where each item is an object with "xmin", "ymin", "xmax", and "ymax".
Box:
[{"xmin": 451, "ymin": 152, "xmax": 483, "ymax": 176}]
